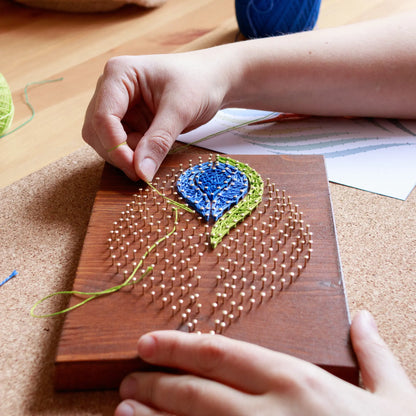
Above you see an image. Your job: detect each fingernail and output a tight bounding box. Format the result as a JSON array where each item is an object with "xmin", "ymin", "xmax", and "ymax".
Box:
[
  {"xmin": 137, "ymin": 334, "xmax": 156, "ymax": 360},
  {"xmin": 120, "ymin": 375, "xmax": 138, "ymax": 399},
  {"xmin": 139, "ymin": 158, "xmax": 157, "ymax": 182},
  {"xmin": 359, "ymin": 310, "xmax": 378, "ymax": 332},
  {"xmin": 115, "ymin": 401, "xmax": 135, "ymax": 416}
]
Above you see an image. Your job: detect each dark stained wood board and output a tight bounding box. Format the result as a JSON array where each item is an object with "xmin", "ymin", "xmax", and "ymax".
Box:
[{"xmin": 54, "ymin": 154, "xmax": 358, "ymax": 390}]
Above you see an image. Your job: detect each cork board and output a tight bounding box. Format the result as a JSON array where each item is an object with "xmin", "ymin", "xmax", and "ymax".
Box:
[{"xmin": 53, "ymin": 154, "xmax": 358, "ymax": 390}]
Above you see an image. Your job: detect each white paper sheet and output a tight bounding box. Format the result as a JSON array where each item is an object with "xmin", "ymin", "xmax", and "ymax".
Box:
[{"xmin": 178, "ymin": 108, "xmax": 416, "ymax": 200}]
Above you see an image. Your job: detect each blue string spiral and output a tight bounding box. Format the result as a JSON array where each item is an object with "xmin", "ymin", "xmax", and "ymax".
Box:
[
  {"xmin": 177, "ymin": 161, "xmax": 249, "ymax": 222},
  {"xmin": 235, "ymin": 0, "xmax": 321, "ymax": 38}
]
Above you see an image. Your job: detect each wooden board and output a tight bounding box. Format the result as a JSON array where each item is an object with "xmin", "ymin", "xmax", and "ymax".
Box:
[{"xmin": 54, "ymin": 154, "xmax": 358, "ymax": 390}]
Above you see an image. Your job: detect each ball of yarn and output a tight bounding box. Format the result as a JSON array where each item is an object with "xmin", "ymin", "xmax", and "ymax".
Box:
[
  {"xmin": 0, "ymin": 73, "xmax": 14, "ymax": 137},
  {"xmin": 235, "ymin": 0, "xmax": 321, "ymax": 39}
]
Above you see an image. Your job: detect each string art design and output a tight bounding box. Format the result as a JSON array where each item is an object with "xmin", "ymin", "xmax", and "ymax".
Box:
[
  {"xmin": 104, "ymin": 154, "xmax": 313, "ymax": 334},
  {"xmin": 52, "ymin": 154, "xmax": 359, "ymax": 391},
  {"xmin": 176, "ymin": 158, "xmax": 249, "ymax": 223}
]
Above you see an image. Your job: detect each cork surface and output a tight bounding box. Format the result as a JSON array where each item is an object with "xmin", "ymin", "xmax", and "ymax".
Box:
[{"xmin": 0, "ymin": 146, "xmax": 415, "ymax": 415}]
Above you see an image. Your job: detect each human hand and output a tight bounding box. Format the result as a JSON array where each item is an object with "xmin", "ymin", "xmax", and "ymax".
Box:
[
  {"xmin": 114, "ymin": 310, "xmax": 416, "ymax": 416},
  {"xmin": 82, "ymin": 51, "xmax": 231, "ymax": 181}
]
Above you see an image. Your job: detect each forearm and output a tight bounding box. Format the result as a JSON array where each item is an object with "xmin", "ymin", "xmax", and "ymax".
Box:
[
  {"xmin": 220, "ymin": 12, "xmax": 416, "ymax": 119},
  {"xmin": 83, "ymin": 11, "xmax": 416, "ymax": 182}
]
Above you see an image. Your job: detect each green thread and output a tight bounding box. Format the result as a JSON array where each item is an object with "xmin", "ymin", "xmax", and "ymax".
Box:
[
  {"xmin": 170, "ymin": 112, "xmax": 277, "ymax": 154},
  {"xmin": 0, "ymin": 73, "xmax": 14, "ymax": 137},
  {"xmin": 107, "ymin": 141, "xmax": 128, "ymax": 153},
  {"xmin": 146, "ymin": 181, "xmax": 195, "ymax": 214},
  {"xmin": 31, "ymin": 205, "xmax": 180, "ymax": 318},
  {"xmin": 0, "ymin": 77, "xmax": 64, "ymax": 139},
  {"xmin": 30, "ymin": 161, "xmax": 262, "ymax": 317},
  {"xmin": 210, "ymin": 156, "xmax": 264, "ymax": 248},
  {"xmin": 30, "ymin": 267, "xmax": 153, "ymax": 318}
]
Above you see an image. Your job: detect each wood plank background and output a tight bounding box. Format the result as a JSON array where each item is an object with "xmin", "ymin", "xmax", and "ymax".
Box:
[{"xmin": 1, "ymin": 0, "xmax": 416, "ymax": 187}]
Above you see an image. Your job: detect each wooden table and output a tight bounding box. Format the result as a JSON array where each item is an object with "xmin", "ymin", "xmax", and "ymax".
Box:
[
  {"xmin": 2, "ymin": 0, "xmax": 416, "ymax": 188},
  {"xmin": 0, "ymin": 0, "xmax": 415, "ymax": 414}
]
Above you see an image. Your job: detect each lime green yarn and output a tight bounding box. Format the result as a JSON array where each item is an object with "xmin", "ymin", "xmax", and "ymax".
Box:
[
  {"xmin": 0, "ymin": 73, "xmax": 14, "ymax": 137},
  {"xmin": 0, "ymin": 76, "xmax": 63, "ymax": 139},
  {"xmin": 210, "ymin": 156, "xmax": 264, "ymax": 248}
]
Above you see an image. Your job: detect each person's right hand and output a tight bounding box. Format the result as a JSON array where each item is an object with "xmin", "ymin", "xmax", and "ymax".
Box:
[
  {"xmin": 82, "ymin": 51, "xmax": 231, "ymax": 181},
  {"xmin": 114, "ymin": 311, "xmax": 416, "ymax": 416}
]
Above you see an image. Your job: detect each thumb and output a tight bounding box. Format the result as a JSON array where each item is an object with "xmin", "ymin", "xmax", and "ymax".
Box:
[
  {"xmin": 133, "ymin": 105, "xmax": 188, "ymax": 182},
  {"xmin": 350, "ymin": 310, "xmax": 413, "ymax": 396}
]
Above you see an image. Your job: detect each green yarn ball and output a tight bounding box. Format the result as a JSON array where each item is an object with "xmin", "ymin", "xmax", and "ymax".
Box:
[{"xmin": 0, "ymin": 73, "xmax": 14, "ymax": 137}]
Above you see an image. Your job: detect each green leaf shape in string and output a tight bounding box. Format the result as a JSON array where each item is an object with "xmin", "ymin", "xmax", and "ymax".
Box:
[
  {"xmin": 210, "ymin": 156, "xmax": 264, "ymax": 248},
  {"xmin": 30, "ymin": 206, "xmax": 181, "ymax": 318}
]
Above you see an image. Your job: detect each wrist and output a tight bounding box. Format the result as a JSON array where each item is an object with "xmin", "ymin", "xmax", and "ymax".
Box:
[{"xmin": 217, "ymin": 38, "xmax": 289, "ymax": 111}]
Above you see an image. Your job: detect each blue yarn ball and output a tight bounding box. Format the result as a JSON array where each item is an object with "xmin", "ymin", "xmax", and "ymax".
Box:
[{"xmin": 235, "ymin": 0, "xmax": 321, "ymax": 38}]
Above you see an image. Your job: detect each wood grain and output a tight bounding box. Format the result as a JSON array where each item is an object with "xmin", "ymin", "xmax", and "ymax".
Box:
[
  {"xmin": 55, "ymin": 154, "xmax": 358, "ymax": 390},
  {"xmin": 1, "ymin": 0, "xmax": 416, "ymax": 187}
]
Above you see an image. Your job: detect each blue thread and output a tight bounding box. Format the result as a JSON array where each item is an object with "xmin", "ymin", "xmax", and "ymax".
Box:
[
  {"xmin": 177, "ymin": 160, "xmax": 249, "ymax": 222},
  {"xmin": 235, "ymin": 0, "xmax": 321, "ymax": 39},
  {"xmin": 0, "ymin": 270, "xmax": 18, "ymax": 288}
]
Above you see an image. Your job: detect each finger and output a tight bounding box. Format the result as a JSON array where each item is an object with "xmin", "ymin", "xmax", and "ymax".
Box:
[
  {"xmin": 107, "ymin": 143, "xmax": 138, "ymax": 181},
  {"xmin": 136, "ymin": 331, "xmax": 316, "ymax": 394},
  {"xmin": 133, "ymin": 101, "xmax": 189, "ymax": 182},
  {"xmin": 122, "ymin": 101, "xmax": 154, "ymax": 136},
  {"xmin": 91, "ymin": 92, "xmax": 137, "ymax": 180},
  {"xmin": 350, "ymin": 310, "xmax": 414, "ymax": 396},
  {"xmin": 119, "ymin": 371, "xmax": 253, "ymax": 416},
  {"xmin": 84, "ymin": 121, "xmax": 137, "ymax": 181},
  {"xmin": 84, "ymin": 73, "xmax": 138, "ymax": 180},
  {"xmin": 114, "ymin": 399, "xmax": 171, "ymax": 416}
]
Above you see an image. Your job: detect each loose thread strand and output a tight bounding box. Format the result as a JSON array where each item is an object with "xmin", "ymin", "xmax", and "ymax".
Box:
[
  {"xmin": 146, "ymin": 181, "xmax": 194, "ymax": 213},
  {"xmin": 0, "ymin": 270, "xmax": 18, "ymax": 288},
  {"xmin": 31, "ymin": 205, "xmax": 180, "ymax": 318},
  {"xmin": 0, "ymin": 77, "xmax": 64, "ymax": 139},
  {"xmin": 169, "ymin": 112, "xmax": 277, "ymax": 154}
]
